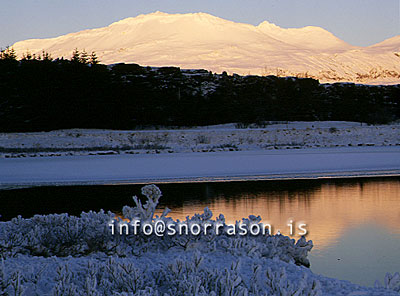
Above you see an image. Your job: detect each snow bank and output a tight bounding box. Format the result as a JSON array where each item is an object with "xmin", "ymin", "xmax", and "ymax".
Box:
[
  {"xmin": 1, "ymin": 147, "xmax": 400, "ymax": 188},
  {"xmin": 1, "ymin": 121, "xmax": 399, "ymax": 158}
]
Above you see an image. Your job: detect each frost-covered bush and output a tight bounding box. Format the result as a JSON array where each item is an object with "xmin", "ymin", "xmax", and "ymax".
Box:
[
  {"xmin": 375, "ymin": 272, "xmax": 400, "ymax": 292},
  {"xmin": 0, "ymin": 185, "xmax": 313, "ymax": 266},
  {"xmin": 0, "ymin": 185, "xmax": 399, "ymax": 295},
  {"xmin": 1, "ymin": 252, "xmax": 398, "ymax": 296},
  {"xmin": 0, "ymin": 210, "xmax": 115, "ymax": 258}
]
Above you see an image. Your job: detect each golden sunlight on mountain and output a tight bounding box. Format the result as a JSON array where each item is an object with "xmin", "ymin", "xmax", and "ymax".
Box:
[{"xmin": 11, "ymin": 12, "xmax": 400, "ymax": 84}]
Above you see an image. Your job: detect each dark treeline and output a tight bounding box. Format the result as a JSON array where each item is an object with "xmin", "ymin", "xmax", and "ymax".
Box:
[{"xmin": 0, "ymin": 48, "xmax": 399, "ymax": 132}]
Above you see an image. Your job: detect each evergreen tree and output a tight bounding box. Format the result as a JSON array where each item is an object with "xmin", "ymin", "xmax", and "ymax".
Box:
[
  {"xmin": 0, "ymin": 46, "xmax": 17, "ymax": 60},
  {"xmin": 80, "ymin": 50, "xmax": 89, "ymax": 64},
  {"xmin": 42, "ymin": 50, "xmax": 52, "ymax": 61},
  {"xmin": 89, "ymin": 51, "xmax": 99, "ymax": 65},
  {"xmin": 71, "ymin": 48, "xmax": 80, "ymax": 63},
  {"xmin": 21, "ymin": 51, "xmax": 33, "ymax": 61}
]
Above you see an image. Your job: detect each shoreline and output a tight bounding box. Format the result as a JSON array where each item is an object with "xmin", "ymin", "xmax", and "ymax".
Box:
[
  {"xmin": 1, "ymin": 121, "xmax": 399, "ymax": 159},
  {"xmin": 1, "ymin": 146, "xmax": 400, "ymax": 189},
  {"xmin": 1, "ymin": 169, "xmax": 400, "ymax": 190}
]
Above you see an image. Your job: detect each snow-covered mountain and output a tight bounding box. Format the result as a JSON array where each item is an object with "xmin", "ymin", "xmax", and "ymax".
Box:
[{"xmin": 11, "ymin": 11, "xmax": 400, "ymax": 84}]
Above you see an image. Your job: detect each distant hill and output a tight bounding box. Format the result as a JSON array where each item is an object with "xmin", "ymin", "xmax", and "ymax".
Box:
[{"xmin": 11, "ymin": 11, "xmax": 400, "ymax": 84}]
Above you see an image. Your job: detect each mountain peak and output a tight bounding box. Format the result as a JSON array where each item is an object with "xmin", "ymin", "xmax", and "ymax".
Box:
[
  {"xmin": 111, "ymin": 11, "xmax": 224, "ymax": 25},
  {"xmin": 11, "ymin": 12, "xmax": 400, "ymax": 84},
  {"xmin": 257, "ymin": 20, "xmax": 281, "ymax": 30}
]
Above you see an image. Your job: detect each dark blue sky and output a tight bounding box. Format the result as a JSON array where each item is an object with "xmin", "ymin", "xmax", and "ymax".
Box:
[{"xmin": 1, "ymin": 0, "xmax": 399, "ymax": 48}]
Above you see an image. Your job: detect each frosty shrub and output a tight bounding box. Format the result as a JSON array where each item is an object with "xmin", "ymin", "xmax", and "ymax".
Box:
[
  {"xmin": 0, "ymin": 210, "xmax": 115, "ymax": 258},
  {"xmin": 0, "ymin": 185, "xmax": 398, "ymax": 295},
  {"xmin": 0, "ymin": 184, "xmax": 313, "ymax": 262},
  {"xmin": 375, "ymin": 272, "xmax": 400, "ymax": 292}
]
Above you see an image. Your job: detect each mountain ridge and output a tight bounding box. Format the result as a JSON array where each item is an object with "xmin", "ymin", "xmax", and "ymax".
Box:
[{"xmin": 11, "ymin": 12, "xmax": 400, "ymax": 84}]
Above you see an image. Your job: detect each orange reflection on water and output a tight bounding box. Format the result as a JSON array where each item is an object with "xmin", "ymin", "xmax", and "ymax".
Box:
[{"xmin": 159, "ymin": 179, "xmax": 400, "ymax": 250}]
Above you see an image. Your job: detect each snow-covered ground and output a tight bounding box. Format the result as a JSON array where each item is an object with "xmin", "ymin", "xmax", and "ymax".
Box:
[
  {"xmin": 1, "ymin": 121, "xmax": 399, "ymax": 158},
  {"xmin": 1, "ymin": 121, "xmax": 400, "ymax": 188},
  {"xmin": 1, "ymin": 147, "xmax": 400, "ymax": 188},
  {"xmin": 1, "ymin": 185, "xmax": 399, "ymax": 295},
  {"xmin": 3, "ymin": 250, "xmax": 399, "ymax": 295}
]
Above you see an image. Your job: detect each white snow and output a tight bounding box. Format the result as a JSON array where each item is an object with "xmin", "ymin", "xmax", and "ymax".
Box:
[
  {"xmin": 1, "ymin": 252, "xmax": 398, "ymax": 295},
  {"xmin": 11, "ymin": 12, "xmax": 400, "ymax": 84},
  {"xmin": 1, "ymin": 121, "xmax": 400, "ymax": 187},
  {"xmin": 1, "ymin": 121, "xmax": 399, "ymax": 158},
  {"xmin": 1, "ymin": 147, "xmax": 400, "ymax": 188}
]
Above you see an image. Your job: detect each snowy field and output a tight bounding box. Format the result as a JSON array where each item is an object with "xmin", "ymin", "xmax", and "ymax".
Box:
[
  {"xmin": 1, "ymin": 184, "xmax": 399, "ymax": 295},
  {"xmin": 1, "ymin": 121, "xmax": 399, "ymax": 158},
  {"xmin": 1, "ymin": 121, "xmax": 400, "ymax": 188}
]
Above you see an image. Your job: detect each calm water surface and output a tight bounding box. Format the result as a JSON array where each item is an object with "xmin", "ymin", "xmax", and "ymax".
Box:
[
  {"xmin": 1, "ymin": 177, "xmax": 399, "ymax": 286},
  {"xmin": 156, "ymin": 179, "xmax": 400, "ymax": 287}
]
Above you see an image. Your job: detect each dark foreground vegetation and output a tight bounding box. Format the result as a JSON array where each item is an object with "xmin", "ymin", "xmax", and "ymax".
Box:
[{"xmin": 0, "ymin": 48, "xmax": 399, "ymax": 132}]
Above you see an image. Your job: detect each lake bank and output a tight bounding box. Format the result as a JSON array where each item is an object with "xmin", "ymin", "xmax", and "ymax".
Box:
[
  {"xmin": 1, "ymin": 146, "xmax": 400, "ymax": 189},
  {"xmin": 1, "ymin": 121, "xmax": 399, "ymax": 158}
]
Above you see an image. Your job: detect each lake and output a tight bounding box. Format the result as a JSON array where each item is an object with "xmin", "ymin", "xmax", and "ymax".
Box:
[{"xmin": 1, "ymin": 177, "xmax": 399, "ymax": 286}]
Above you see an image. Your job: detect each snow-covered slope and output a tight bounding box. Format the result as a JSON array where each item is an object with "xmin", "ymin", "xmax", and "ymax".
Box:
[{"xmin": 11, "ymin": 11, "xmax": 400, "ymax": 84}]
